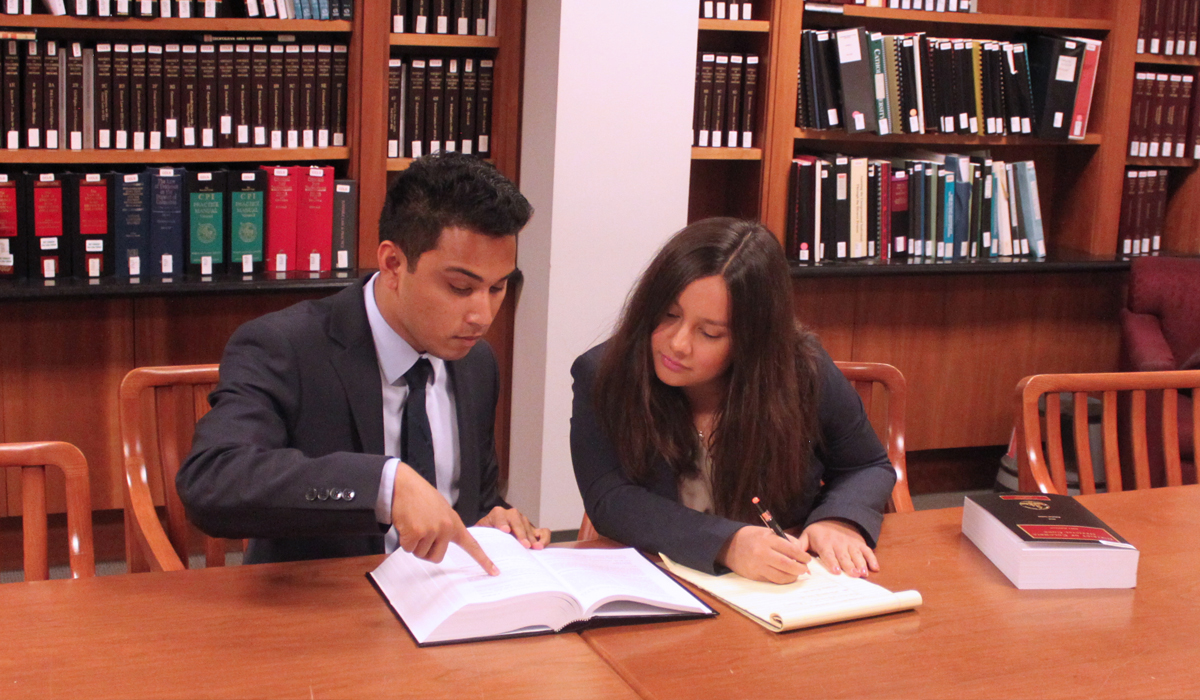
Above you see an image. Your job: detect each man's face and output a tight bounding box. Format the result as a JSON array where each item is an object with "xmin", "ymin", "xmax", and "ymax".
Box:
[{"xmin": 375, "ymin": 226, "xmax": 517, "ymax": 360}]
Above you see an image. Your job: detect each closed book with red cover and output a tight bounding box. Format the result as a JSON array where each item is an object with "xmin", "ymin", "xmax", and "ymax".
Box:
[
  {"xmin": 23, "ymin": 173, "xmax": 69, "ymax": 279},
  {"xmin": 0, "ymin": 174, "xmax": 23, "ymax": 278},
  {"xmin": 261, "ymin": 165, "xmax": 297, "ymax": 273},
  {"xmin": 66, "ymin": 173, "xmax": 113, "ymax": 278},
  {"xmin": 293, "ymin": 165, "xmax": 333, "ymax": 273}
]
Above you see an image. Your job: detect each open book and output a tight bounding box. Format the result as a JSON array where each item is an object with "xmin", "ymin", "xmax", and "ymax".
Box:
[
  {"xmin": 661, "ymin": 554, "xmax": 921, "ymax": 632},
  {"xmin": 368, "ymin": 527, "xmax": 714, "ymax": 646}
]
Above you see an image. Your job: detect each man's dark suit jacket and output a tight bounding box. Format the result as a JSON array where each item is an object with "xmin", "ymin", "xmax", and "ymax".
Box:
[
  {"xmin": 178, "ymin": 277, "xmax": 507, "ymax": 564},
  {"xmin": 571, "ymin": 341, "xmax": 896, "ymax": 575}
]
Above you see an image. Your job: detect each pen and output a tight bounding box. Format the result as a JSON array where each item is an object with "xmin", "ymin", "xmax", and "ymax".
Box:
[{"xmin": 752, "ymin": 497, "xmax": 789, "ymax": 540}]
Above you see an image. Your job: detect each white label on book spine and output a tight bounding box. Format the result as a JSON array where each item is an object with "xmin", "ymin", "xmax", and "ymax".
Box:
[
  {"xmin": 1191, "ymin": 41, "xmax": 1198, "ymax": 56},
  {"xmin": 1153, "ymin": 235, "xmax": 1161, "ymax": 251},
  {"xmin": 716, "ymin": 2, "xmax": 725, "ymax": 18},
  {"xmin": 87, "ymin": 174, "xmax": 102, "ymax": 183},
  {"xmin": 837, "ymin": 242, "xmax": 847, "ymax": 258},
  {"xmin": 88, "ymin": 258, "xmax": 101, "ymax": 277},
  {"xmin": 703, "ymin": 0, "xmax": 713, "ymax": 17},
  {"xmin": 959, "ymin": 113, "xmax": 968, "ymax": 130},
  {"xmin": 853, "ymin": 112, "xmax": 865, "ymax": 131},
  {"xmin": 337, "ymin": 250, "xmax": 349, "ymax": 269},
  {"xmin": 727, "ymin": 132, "xmax": 738, "ymax": 148},
  {"xmin": 27, "ymin": 130, "xmax": 40, "ymax": 149},
  {"xmin": 41, "ymin": 238, "xmax": 59, "ymax": 251},
  {"xmin": 221, "ymin": 116, "xmax": 232, "ymax": 135},
  {"xmin": 117, "ymin": 0, "xmax": 127, "ymax": 11},
  {"xmin": 742, "ymin": 2, "xmax": 751, "ymax": 18},
  {"xmin": 394, "ymin": 16, "xmax": 405, "ymax": 32},
  {"xmin": 1139, "ymin": 142, "xmax": 1148, "ymax": 157},
  {"xmin": 983, "ymin": 232, "xmax": 991, "ymax": 248},
  {"xmin": 303, "ymin": 131, "xmax": 315, "ymax": 148},
  {"xmin": 204, "ymin": 0, "xmax": 216, "ymax": 16},
  {"xmin": 43, "ymin": 259, "xmax": 56, "ymax": 279},
  {"xmin": 836, "ymin": 30, "xmax": 863, "ymax": 64},
  {"xmin": 140, "ymin": 0, "xmax": 151, "ymax": 11},
  {"xmin": 86, "ymin": 240, "xmax": 104, "ymax": 253},
  {"xmin": 416, "ymin": 16, "xmax": 427, "ymax": 33},
  {"xmin": 309, "ymin": 253, "xmax": 321, "ymax": 271},
  {"xmin": 134, "ymin": 133, "xmax": 145, "ymax": 151},
  {"xmin": 712, "ymin": 132, "xmax": 722, "ymax": 148},
  {"xmin": 276, "ymin": 253, "xmax": 288, "ymax": 272},
  {"xmin": 199, "ymin": 172, "xmax": 212, "ymax": 182},
  {"xmin": 162, "ymin": 254, "xmax": 174, "ymax": 274},
  {"xmin": 1150, "ymin": 39, "xmax": 1159, "ymax": 54},
  {"xmin": 1166, "ymin": 40, "xmax": 1175, "ymax": 56},
  {"xmin": 288, "ymin": 131, "xmax": 299, "ymax": 149},
  {"xmin": 150, "ymin": 133, "xmax": 161, "ymax": 150},
  {"xmin": 874, "ymin": 73, "xmax": 886, "ymax": 100},
  {"xmin": 3, "ymin": 251, "xmax": 19, "ymax": 266},
  {"xmin": 729, "ymin": 4, "xmax": 739, "ymax": 20},
  {"xmin": 47, "ymin": 131, "xmax": 58, "ymax": 150},
  {"xmin": 272, "ymin": 132, "xmax": 283, "ymax": 149},
  {"xmin": 437, "ymin": 16, "xmax": 448, "ymax": 33},
  {"xmin": 243, "ymin": 255, "xmax": 253, "ymax": 273},
  {"xmin": 937, "ymin": 242, "xmax": 945, "ymax": 258},
  {"xmin": 1150, "ymin": 143, "xmax": 1160, "ymax": 158},
  {"xmin": 129, "ymin": 256, "xmax": 140, "ymax": 276},
  {"xmin": 1021, "ymin": 239, "xmax": 1030, "ymax": 255},
  {"xmin": 1177, "ymin": 144, "xmax": 1186, "ymax": 158},
  {"xmin": 124, "ymin": 174, "xmax": 139, "ymax": 183},
  {"xmin": 458, "ymin": 17, "xmax": 468, "ymax": 33},
  {"xmin": 1054, "ymin": 55, "xmax": 1076, "ymax": 82},
  {"xmin": 837, "ymin": 174, "xmax": 848, "ymax": 200},
  {"xmin": 741, "ymin": 131, "xmax": 752, "ymax": 147},
  {"xmin": 184, "ymin": 128, "xmax": 196, "ymax": 146},
  {"xmin": 201, "ymin": 256, "xmax": 212, "ymax": 276},
  {"xmin": 202, "ymin": 129, "xmax": 214, "ymax": 148},
  {"xmin": 241, "ymin": 172, "xmax": 255, "ymax": 182},
  {"xmin": 478, "ymin": 135, "xmax": 488, "ymax": 152},
  {"xmin": 476, "ymin": 18, "xmax": 486, "ymax": 34},
  {"xmin": 388, "ymin": 140, "xmax": 400, "ymax": 158},
  {"xmin": 1021, "ymin": 118, "xmax": 1031, "ymax": 134},
  {"xmin": 71, "ymin": 131, "xmax": 83, "ymax": 150},
  {"xmin": 896, "ymin": 237, "xmax": 905, "ymax": 253},
  {"xmin": 255, "ymin": 127, "xmax": 267, "ymax": 145},
  {"xmin": 878, "ymin": 119, "xmax": 890, "ymax": 136},
  {"xmin": 238, "ymin": 125, "xmax": 249, "ymax": 143}
]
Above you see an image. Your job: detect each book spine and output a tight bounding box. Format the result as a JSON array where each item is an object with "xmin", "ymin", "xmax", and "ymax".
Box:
[
  {"xmin": 28, "ymin": 174, "xmax": 67, "ymax": 278},
  {"xmin": 315, "ymin": 44, "xmax": 332, "ymax": 148},
  {"xmin": 216, "ymin": 43, "xmax": 235, "ymax": 148},
  {"xmin": 251, "ymin": 44, "xmax": 269, "ymax": 147},
  {"xmin": 453, "ymin": 0, "xmax": 469, "ymax": 34},
  {"xmin": 443, "ymin": 57, "xmax": 460, "ymax": 152},
  {"xmin": 185, "ymin": 169, "xmax": 226, "ymax": 274},
  {"xmin": 3, "ymin": 42, "xmax": 21, "ymax": 150},
  {"xmin": 330, "ymin": 44, "xmax": 348, "ymax": 147},
  {"xmin": 268, "ymin": 44, "xmax": 284, "ymax": 148},
  {"xmin": 869, "ymin": 33, "xmax": 890, "ymax": 135},
  {"xmin": 473, "ymin": 0, "xmax": 487, "ymax": 36},
  {"xmin": 299, "ymin": 44, "xmax": 316, "ymax": 148},
  {"xmin": 130, "ymin": 44, "xmax": 147, "ymax": 151},
  {"xmin": 725, "ymin": 54, "xmax": 743, "ymax": 148},
  {"xmin": 262, "ymin": 165, "xmax": 296, "ymax": 272},
  {"xmin": 112, "ymin": 43, "xmax": 130, "ymax": 149},
  {"xmin": 406, "ymin": 58, "xmax": 426, "ymax": 157},
  {"xmin": 0, "ymin": 175, "xmax": 22, "ymax": 278},
  {"xmin": 147, "ymin": 45, "xmax": 163, "ymax": 150},
  {"xmin": 332, "ymin": 179, "xmax": 357, "ymax": 271},
  {"xmin": 66, "ymin": 43, "xmax": 85, "ymax": 150},
  {"xmin": 283, "ymin": 44, "xmax": 300, "ymax": 148},
  {"xmin": 459, "ymin": 57, "xmax": 476, "ymax": 153},
  {"xmin": 392, "ymin": 0, "xmax": 405, "ymax": 33},
  {"xmin": 234, "ymin": 44, "xmax": 252, "ymax": 147},
  {"xmin": 476, "ymin": 58, "xmax": 492, "ymax": 155},
  {"xmin": 425, "ymin": 56, "xmax": 445, "ymax": 153},
  {"xmin": 148, "ymin": 167, "xmax": 184, "ymax": 275},
  {"xmin": 71, "ymin": 174, "xmax": 112, "ymax": 277},
  {"xmin": 434, "ymin": 0, "xmax": 450, "ymax": 33},
  {"xmin": 25, "ymin": 39, "xmax": 43, "ymax": 149},
  {"xmin": 43, "ymin": 41, "xmax": 60, "ymax": 150},
  {"xmin": 294, "ymin": 165, "xmax": 332, "ymax": 272},
  {"xmin": 695, "ymin": 53, "xmax": 714, "ymax": 147},
  {"xmin": 227, "ymin": 170, "xmax": 265, "ymax": 274},
  {"xmin": 112, "ymin": 171, "xmax": 150, "ymax": 276},
  {"xmin": 198, "ymin": 44, "xmax": 217, "ymax": 148},
  {"xmin": 180, "ymin": 44, "xmax": 198, "ymax": 147},
  {"xmin": 387, "ymin": 58, "xmax": 402, "ymax": 158}
]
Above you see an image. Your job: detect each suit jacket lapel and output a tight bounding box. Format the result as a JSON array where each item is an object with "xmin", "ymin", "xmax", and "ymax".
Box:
[
  {"xmin": 446, "ymin": 358, "xmax": 480, "ymax": 523},
  {"xmin": 328, "ymin": 279, "xmax": 385, "ymax": 455}
]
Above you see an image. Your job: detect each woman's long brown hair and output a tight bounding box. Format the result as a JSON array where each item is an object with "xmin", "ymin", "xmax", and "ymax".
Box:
[{"xmin": 592, "ymin": 218, "xmax": 822, "ymax": 524}]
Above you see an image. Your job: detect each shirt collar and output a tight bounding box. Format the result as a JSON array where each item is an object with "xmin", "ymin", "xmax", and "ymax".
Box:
[{"xmin": 364, "ymin": 273, "xmax": 445, "ymax": 387}]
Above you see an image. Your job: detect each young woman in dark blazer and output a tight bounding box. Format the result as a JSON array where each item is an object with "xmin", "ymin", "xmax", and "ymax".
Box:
[{"xmin": 570, "ymin": 218, "xmax": 896, "ymax": 583}]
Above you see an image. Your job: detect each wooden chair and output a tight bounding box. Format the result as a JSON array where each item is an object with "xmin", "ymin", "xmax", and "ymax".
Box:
[
  {"xmin": 1015, "ymin": 370, "xmax": 1200, "ymax": 495},
  {"xmin": 578, "ymin": 361, "xmax": 913, "ymax": 540},
  {"xmin": 119, "ymin": 364, "xmax": 237, "ymax": 573},
  {"xmin": 0, "ymin": 441, "xmax": 95, "ymax": 581}
]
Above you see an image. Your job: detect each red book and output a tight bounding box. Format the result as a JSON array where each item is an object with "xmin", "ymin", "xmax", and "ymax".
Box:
[
  {"xmin": 0, "ymin": 174, "xmax": 19, "ymax": 278},
  {"xmin": 877, "ymin": 160, "xmax": 891, "ymax": 262},
  {"xmin": 293, "ymin": 165, "xmax": 333, "ymax": 273},
  {"xmin": 261, "ymin": 165, "xmax": 297, "ymax": 273},
  {"xmin": 30, "ymin": 173, "xmax": 67, "ymax": 279},
  {"xmin": 1068, "ymin": 38, "xmax": 1101, "ymax": 141}
]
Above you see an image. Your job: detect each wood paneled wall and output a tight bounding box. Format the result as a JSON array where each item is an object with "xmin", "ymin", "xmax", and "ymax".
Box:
[{"xmin": 795, "ymin": 271, "xmax": 1126, "ymax": 451}]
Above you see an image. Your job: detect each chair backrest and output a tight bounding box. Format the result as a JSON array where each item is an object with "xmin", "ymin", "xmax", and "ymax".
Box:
[
  {"xmin": 0, "ymin": 441, "xmax": 95, "ymax": 581},
  {"xmin": 119, "ymin": 364, "xmax": 227, "ymax": 573},
  {"xmin": 1015, "ymin": 370, "xmax": 1200, "ymax": 494},
  {"xmin": 578, "ymin": 361, "xmax": 914, "ymax": 540}
]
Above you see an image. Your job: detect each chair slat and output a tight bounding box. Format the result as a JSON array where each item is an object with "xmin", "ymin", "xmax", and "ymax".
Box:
[
  {"xmin": 1103, "ymin": 391, "xmax": 1123, "ymax": 492},
  {"xmin": 1163, "ymin": 389, "xmax": 1183, "ymax": 487},
  {"xmin": 158, "ymin": 386, "xmax": 193, "ymax": 567},
  {"xmin": 1072, "ymin": 392, "xmax": 1096, "ymax": 495},
  {"xmin": 21, "ymin": 467, "xmax": 49, "ymax": 582},
  {"xmin": 1044, "ymin": 393, "xmax": 1066, "ymax": 493},
  {"xmin": 1131, "ymin": 390, "xmax": 1151, "ymax": 490}
]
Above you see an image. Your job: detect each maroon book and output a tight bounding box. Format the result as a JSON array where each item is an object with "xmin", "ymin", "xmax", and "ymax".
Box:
[
  {"xmin": 315, "ymin": 44, "xmax": 332, "ymax": 148},
  {"xmin": 251, "ymin": 44, "xmax": 269, "ymax": 147},
  {"xmin": 198, "ymin": 43, "xmax": 218, "ymax": 148},
  {"xmin": 234, "ymin": 44, "xmax": 252, "ymax": 147},
  {"xmin": 130, "ymin": 44, "xmax": 148, "ymax": 151},
  {"xmin": 147, "ymin": 45, "xmax": 164, "ymax": 150},
  {"xmin": 180, "ymin": 44, "xmax": 200, "ymax": 148},
  {"xmin": 112, "ymin": 43, "xmax": 131, "ymax": 150},
  {"xmin": 217, "ymin": 43, "xmax": 235, "ymax": 148},
  {"xmin": 330, "ymin": 44, "xmax": 348, "ymax": 147}
]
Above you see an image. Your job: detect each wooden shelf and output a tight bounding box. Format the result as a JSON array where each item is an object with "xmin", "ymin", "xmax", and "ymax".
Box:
[
  {"xmin": 1134, "ymin": 54, "xmax": 1200, "ymax": 67},
  {"xmin": 794, "ymin": 128, "xmax": 1102, "ymax": 147},
  {"xmin": 803, "ymin": 3, "xmax": 1114, "ymax": 32},
  {"xmin": 0, "ymin": 270, "xmax": 364, "ymax": 300},
  {"xmin": 0, "ymin": 15, "xmax": 351, "ymax": 32},
  {"xmin": 698, "ymin": 18, "xmax": 770, "ymax": 32},
  {"xmin": 789, "ymin": 252, "xmax": 1132, "ymax": 278},
  {"xmin": 0, "ymin": 146, "xmax": 350, "ymax": 164},
  {"xmin": 691, "ymin": 146, "xmax": 763, "ymax": 160},
  {"xmin": 1128, "ymin": 156, "xmax": 1198, "ymax": 168},
  {"xmin": 389, "ymin": 33, "xmax": 500, "ymax": 48}
]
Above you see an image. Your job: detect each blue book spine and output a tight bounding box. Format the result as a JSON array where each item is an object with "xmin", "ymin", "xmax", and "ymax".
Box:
[
  {"xmin": 908, "ymin": 164, "xmax": 924, "ymax": 258},
  {"xmin": 315, "ymin": 0, "xmax": 329, "ymax": 20},
  {"xmin": 148, "ymin": 167, "xmax": 185, "ymax": 276},
  {"xmin": 941, "ymin": 169, "xmax": 955, "ymax": 261},
  {"xmin": 951, "ymin": 157, "xmax": 972, "ymax": 260},
  {"xmin": 298, "ymin": 0, "xmax": 312, "ymax": 18},
  {"xmin": 111, "ymin": 171, "xmax": 151, "ymax": 277},
  {"xmin": 1016, "ymin": 161, "xmax": 1046, "ymax": 258}
]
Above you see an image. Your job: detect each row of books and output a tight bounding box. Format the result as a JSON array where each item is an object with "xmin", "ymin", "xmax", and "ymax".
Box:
[
  {"xmin": 0, "ymin": 166, "xmax": 357, "ymax": 279},
  {"xmin": 693, "ymin": 52, "xmax": 759, "ymax": 149},
  {"xmin": 1, "ymin": 39, "xmax": 349, "ymax": 151},
  {"xmin": 784, "ymin": 152, "xmax": 1046, "ymax": 265},
  {"xmin": 1118, "ymin": 169, "xmax": 1168, "ymax": 257},
  {"xmin": 1136, "ymin": 0, "xmax": 1200, "ymax": 57},
  {"xmin": 385, "ymin": 55, "xmax": 493, "ymax": 159},
  {"xmin": 797, "ymin": 29, "xmax": 1101, "ymax": 141},
  {"xmin": 811, "ymin": 0, "xmax": 980, "ymax": 11},
  {"xmin": 1129, "ymin": 71, "xmax": 1200, "ymax": 160},
  {"xmin": 698, "ymin": 1, "xmax": 753, "ymax": 21},
  {"xmin": 391, "ymin": 0, "xmax": 497, "ymax": 35},
  {"xmin": 6, "ymin": 0, "xmax": 350, "ymax": 18}
]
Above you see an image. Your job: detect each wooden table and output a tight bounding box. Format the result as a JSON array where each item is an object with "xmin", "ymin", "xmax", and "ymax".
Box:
[
  {"xmin": 0, "ymin": 554, "xmax": 640, "ymax": 700},
  {"xmin": 582, "ymin": 485, "xmax": 1200, "ymax": 700}
]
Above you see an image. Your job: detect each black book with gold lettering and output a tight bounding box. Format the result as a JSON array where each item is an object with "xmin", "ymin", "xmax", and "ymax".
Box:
[
  {"xmin": 234, "ymin": 44, "xmax": 252, "ymax": 147},
  {"xmin": 315, "ymin": 44, "xmax": 332, "ymax": 148},
  {"xmin": 251, "ymin": 44, "xmax": 269, "ymax": 147},
  {"xmin": 44, "ymin": 41, "xmax": 61, "ymax": 151},
  {"xmin": 130, "ymin": 44, "xmax": 148, "ymax": 151},
  {"xmin": 444, "ymin": 57, "xmax": 461, "ymax": 153},
  {"xmin": 147, "ymin": 45, "xmax": 164, "ymax": 150},
  {"xmin": 268, "ymin": 44, "xmax": 285, "ymax": 149},
  {"xmin": 459, "ymin": 57, "xmax": 477, "ymax": 154},
  {"xmin": 387, "ymin": 58, "xmax": 402, "ymax": 158},
  {"xmin": 24, "ymin": 40, "xmax": 44, "ymax": 149},
  {"xmin": 216, "ymin": 43, "xmax": 235, "ymax": 148},
  {"xmin": 710, "ymin": 53, "xmax": 728, "ymax": 148},
  {"xmin": 197, "ymin": 44, "xmax": 218, "ymax": 148},
  {"xmin": 406, "ymin": 58, "xmax": 427, "ymax": 157},
  {"xmin": 180, "ymin": 44, "xmax": 199, "ymax": 148},
  {"xmin": 299, "ymin": 44, "xmax": 317, "ymax": 149},
  {"xmin": 476, "ymin": 58, "xmax": 492, "ymax": 156},
  {"xmin": 962, "ymin": 493, "xmax": 1138, "ymax": 589},
  {"xmin": 66, "ymin": 42, "xmax": 86, "ymax": 150},
  {"xmin": 330, "ymin": 45, "xmax": 348, "ymax": 148},
  {"xmin": 425, "ymin": 57, "xmax": 445, "ymax": 154},
  {"xmin": 112, "ymin": 43, "xmax": 131, "ymax": 150},
  {"xmin": 283, "ymin": 44, "xmax": 301, "ymax": 148}
]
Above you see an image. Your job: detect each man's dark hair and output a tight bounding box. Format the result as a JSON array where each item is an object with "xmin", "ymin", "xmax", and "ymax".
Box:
[{"xmin": 378, "ymin": 152, "xmax": 532, "ymax": 269}]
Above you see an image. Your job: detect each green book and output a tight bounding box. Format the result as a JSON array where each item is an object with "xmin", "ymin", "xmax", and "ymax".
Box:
[
  {"xmin": 869, "ymin": 32, "xmax": 891, "ymax": 135},
  {"xmin": 228, "ymin": 170, "xmax": 266, "ymax": 274},
  {"xmin": 186, "ymin": 169, "xmax": 227, "ymax": 275}
]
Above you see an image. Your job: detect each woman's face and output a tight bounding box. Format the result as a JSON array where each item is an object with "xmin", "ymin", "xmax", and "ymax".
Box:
[{"xmin": 650, "ymin": 275, "xmax": 733, "ymax": 395}]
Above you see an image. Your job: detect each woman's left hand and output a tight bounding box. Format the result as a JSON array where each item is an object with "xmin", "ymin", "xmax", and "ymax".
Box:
[{"xmin": 796, "ymin": 519, "xmax": 879, "ymax": 578}]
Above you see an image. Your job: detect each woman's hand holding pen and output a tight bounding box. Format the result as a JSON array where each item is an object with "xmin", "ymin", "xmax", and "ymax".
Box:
[
  {"xmin": 796, "ymin": 519, "xmax": 879, "ymax": 578},
  {"xmin": 718, "ymin": 526, "xmax": 812, "ymax": 584}
]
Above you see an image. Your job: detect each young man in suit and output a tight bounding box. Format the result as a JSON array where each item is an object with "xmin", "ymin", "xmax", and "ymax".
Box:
[{"xmin": 178, "ymin": 153, "xmax": 546, "ymax": 573}]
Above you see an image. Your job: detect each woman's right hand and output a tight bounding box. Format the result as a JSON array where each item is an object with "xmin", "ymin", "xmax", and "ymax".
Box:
[{"xmin": 717, "ymin": 526, "xmax": 812, "ymax": 584}]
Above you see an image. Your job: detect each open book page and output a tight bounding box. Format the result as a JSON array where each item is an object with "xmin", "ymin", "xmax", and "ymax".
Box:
[
  {"xmin": 535, "ymin": 548, "xmax": 711, "ymax": 617},
  {"xmin": 661, "ymin": 554, "xmax": 921, "ymax": 632},
  {"xmin": 370, "ymin": 527, "xmax": 580, "ymax": 644}
]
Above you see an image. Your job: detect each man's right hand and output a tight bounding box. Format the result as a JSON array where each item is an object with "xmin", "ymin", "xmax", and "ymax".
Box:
[
  {"xmin": 391, "ymin": 463, "xmax": 499, "ymax": 575},
  {"xmin": 717, "ymin": 525, "xmax": 811, "ymax": 584}
]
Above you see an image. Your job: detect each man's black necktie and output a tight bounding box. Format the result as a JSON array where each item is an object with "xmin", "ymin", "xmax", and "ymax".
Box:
[{"xmin": 401, "ymin": 357, "xmax": 436, "ymax": 487}]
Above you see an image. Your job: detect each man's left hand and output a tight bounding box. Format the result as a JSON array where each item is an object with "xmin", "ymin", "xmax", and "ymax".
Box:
[{"xmin": 476, "ymin": 506, "xmax": 551, "ymax": 549}]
